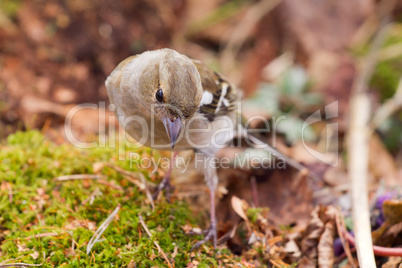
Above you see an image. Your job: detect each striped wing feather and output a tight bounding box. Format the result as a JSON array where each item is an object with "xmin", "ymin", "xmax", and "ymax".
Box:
[{"xmin": 192, "ymin": 60, "xmax": 238, "ymax": 121}]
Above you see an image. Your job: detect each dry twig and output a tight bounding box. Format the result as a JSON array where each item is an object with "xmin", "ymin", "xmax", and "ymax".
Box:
[
  {"xmin": 81, "ymin": 188, "xmax": 101, "ymax": 205},
  {"xmin": 97, "ymin": 179, "xmax": 124, "ymax": 191},
  {"xmin": 104, "ymin": 163, "xmax": 156, "ymax": 188},
  {"xmin": 54, "ymin": 174, "xmax": 105, "ymax": 181},
  {"xmin": 347, "ymin": 1, "xmax": 395, "ymax": 265},
  {"xmin": 0, "ymin": 263, "xmax": 43, "ymax": 267},
  {"xmin": 24, "ymin": 232, "xmax": 59, "ymax": 240},
  {"xmin": 86, "ymin": 204, "xmax": 121, "ymax": 255},
  {"xmin": 334, "ymin": 209, "xmax": 357, "ymax": 268}
]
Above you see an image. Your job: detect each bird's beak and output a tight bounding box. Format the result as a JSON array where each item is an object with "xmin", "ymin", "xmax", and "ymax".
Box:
[{"xmin": 162, "ymin": 116, "xmax": 182, "ymax": 149}]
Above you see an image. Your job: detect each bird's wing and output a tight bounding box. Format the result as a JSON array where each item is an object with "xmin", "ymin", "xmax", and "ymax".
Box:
[{"xmin": 192, "ymin": 60, "xmax": 238, "ymax": 122}]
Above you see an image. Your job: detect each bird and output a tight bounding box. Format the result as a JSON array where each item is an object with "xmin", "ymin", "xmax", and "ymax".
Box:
[{"xmin": 105, "ymin": 48, "xmax": 306, "ymax": 248}]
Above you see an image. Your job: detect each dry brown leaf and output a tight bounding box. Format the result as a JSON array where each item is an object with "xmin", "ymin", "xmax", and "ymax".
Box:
[
  {"xmin": 300, "ymin": 206, "xmax": 324, "ymax": 265},
  {"xmin": 231, "ymin": 195, "xmax": 248, "ymax": 223},
  {"xmin": 383, "ymin": 200, "xmax": 402, "ymax": 225},
  {"xmin": 374, "ymin": 221, "xmax": 402, "ymax": 247},
  {"xmin": 298, "ymin": 256, "xmax": 316, "ymax": 268},
  {"xmin": 317, "ymin": 222, "xmax": 334, "ymax": 268},
  {"xmin": 283, "ymin": 238, "xmax": 301, "ymax": 260},
  {"xmin": 17, "ymin": 243, "xmax": 28, "ymax": 252},
  {"xmin": 381, "ymin": 257, "xmax": 402, "ymax": 268},
  {"xmin": 64, "ymin": 219, "xmax": 97, "ymax": 231},
  {"xmin": 181, "ymin": 224, "xmax": 202, "ymax": 235},
  {"xmin": 171, "ymin": 246, "xmax": 178, "ymax": 259},
  {"xmin": 30, "ymin": 251, "xmax": 39, "ymax": 260},
  {"xmin": 216, "ymin": 185, "xmax": 228, "ymax": 199}
]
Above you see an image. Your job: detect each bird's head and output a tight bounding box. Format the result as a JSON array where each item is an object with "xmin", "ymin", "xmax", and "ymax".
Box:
[{"xmin": 126, "ymin": 49, "xmax": 203, "ymax": 148}]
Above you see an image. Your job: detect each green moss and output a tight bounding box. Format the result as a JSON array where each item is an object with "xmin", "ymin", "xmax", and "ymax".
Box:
[{"xmin": 0, "ymin": 130, "xmax": 242, "ymax": 267}]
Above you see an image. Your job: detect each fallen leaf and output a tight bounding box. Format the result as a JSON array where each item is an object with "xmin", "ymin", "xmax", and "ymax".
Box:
[
  {"xmin": 231, "ymin": 195, "xmax": 248, "ymax": 222},
  {"xmin": 17, "ymin": 243, "xmax": 28, "ymax": 252},
  {"xmin": 30, "ymin": 251, "xmax": 39, "ymax": 259},
  {"xmin": 300, "ymin": 206, "xmax": 324, "ymax": 265},
  {"xmin": 181, "ymin": 224, "xmax": 202, "ymax": 235},
  {"xmin": 381, "ymin": 256, "xmax": 402, "ymax": 268},
  {"xmin": 172, "ymin": 246, "xmax": 178, "ymax": 258},
  {"xmin": 383, "ymin": 199, "xmax": 402, "ymax": 225},
  {"xmin": 283, "ymin": 238, "xmax": 301, "ymax": 260},
  {"xmin": 317, "ymin": 222, "xmax": 334, "ymax": 267},
  {"xmin": 65, "ymin": 219, "xmax": 97, "ymax": 231}
]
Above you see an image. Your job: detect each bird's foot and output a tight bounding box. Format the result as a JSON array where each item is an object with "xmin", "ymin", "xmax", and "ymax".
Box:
[
  {"xmin": 152, "ymin": 175, "xmax": 174, "ymax": 201},
  {"xmin": 192, "ymin": 223, "xmax": 217, "ymax": 250}
]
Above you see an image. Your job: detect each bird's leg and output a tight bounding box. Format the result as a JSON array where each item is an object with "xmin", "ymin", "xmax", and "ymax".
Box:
[
  {"xmin": 193, "ymin": 188, "xmax": 217, "ymax": 249},
  {"xmin": 192, "ymin": 157, "xmax": 218, "ymax": 249},
  {"xmin": 153, "ymin": 151, "xmax": 178, "ymax": 201}
]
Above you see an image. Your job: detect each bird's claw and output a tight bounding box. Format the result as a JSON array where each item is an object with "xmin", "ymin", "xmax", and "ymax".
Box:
[
  {"xmin": 191, "ymin": 223, "xmax": 217, "ymax": 250},
  {"xmin": 152, "ymin": 175, "xmax": 173, "ymax": 201}
]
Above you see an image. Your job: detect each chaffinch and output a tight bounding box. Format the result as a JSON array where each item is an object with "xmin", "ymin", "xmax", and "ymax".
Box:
[{"xmin": 105, "ymin": 48, "xmax": 305, "ymax": 248}]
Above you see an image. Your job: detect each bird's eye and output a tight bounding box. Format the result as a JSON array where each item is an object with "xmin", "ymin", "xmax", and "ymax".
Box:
[{"xmin": 155, "ymin": 89, "xmax": 164, "ymax": 102}]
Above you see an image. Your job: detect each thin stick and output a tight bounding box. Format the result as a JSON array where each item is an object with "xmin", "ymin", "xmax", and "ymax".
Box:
[
  {"xmin": 348, "ymin": 55, "xmax": 377, "ymax": 268},
  {"xmin": 25, "ymin": 232, "xmax": 59, "ymax": 240},
  {"xmin": 138, "ymin": 214, "xmax": 172, "ymax": 268},
  {"xmin": 81, "ymin": 188, "xmax": 101, "ymax": 205},
  {"xmin": 104, "ymin": 163, "xmax": 157, "ymax": 188},
  {"xmin": 54, "ymin": 174, "xmax": 105, "ymax": 181},
  {"xmin": 86, "ymin": 204, "xmax": 121, "ymax": 255},
  {"xmin": 334, "ymin": 209, "xmax": 356, "ymax": 268},
  {"xmin": 347, "ymin": 2, "xmax": 394, "ymax": 265},
  {"xmin": 0, "ymin": 263, "xmax": 43, "ymax": 267},
  {"xmin": 97, "ymin": 179, "xmax": 123, "ymax": 191},
  {"xmin": 138, "ymin": 172, "xmax": 155, "ymax": 210},
  {"xmin": 216, "ymin": 220, "xmax": 241, "ymax": 245}
]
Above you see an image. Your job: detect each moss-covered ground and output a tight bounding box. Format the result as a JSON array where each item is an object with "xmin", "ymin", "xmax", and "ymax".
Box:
[{"xmin": 0, "ymin": 131, "xmax": 240, "ymax": 267}]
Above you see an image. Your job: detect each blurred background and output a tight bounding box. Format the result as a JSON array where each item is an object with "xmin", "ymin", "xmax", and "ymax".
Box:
[
  {"xmin": 1, "ymin": 1, "xmax": 402, "ymax": 265},
  {"xmin": 0, "ymin": 0, "xmax": 401, "ymax": 159}
]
